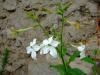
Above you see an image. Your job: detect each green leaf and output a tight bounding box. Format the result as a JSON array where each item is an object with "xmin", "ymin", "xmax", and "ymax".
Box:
[
  {"xmin": 41, "ymin": 7, "xmax": 53, "ymax": 14},
  {"xmin": 82, "ymin": 57, "xmax": 96, "ymax": 65},
  {"xmin": 68, "ymin": 51, "xmax": 80, "ymax": 63},
  {"xmin": 93, "ymin": 49, "xmax": 100, "ymax": 55},
  {"xmin": 68, "ymin": 68, "xmax": 87, "ymax": 75},
  {"xmin": 0, "ymin": 48, "xmax": 10, "ymax": 75},
  {"xmin": 56, "ymin": 3, "xmax": 71, "ymax": 15},
  {"xmin": 63, "ymin": 3, "xmax": 71, "ymax": 11},
  {"xmin": 56, "ymin": 9, "xmax": 63, "ymax": 15},
  {"xmin": 50, "ymin": 64, "xmax": 86, "ymax": 75},
  {"xmin": 27, "ymin": 11, "xmax": 38, "ymax": 20},
  {"xmin": 50, "ymin": 64, "xmax": 66, "ymax": 75}
]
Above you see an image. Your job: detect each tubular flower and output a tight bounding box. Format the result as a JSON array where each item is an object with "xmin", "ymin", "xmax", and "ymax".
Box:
[
  {"xmin": 71, "ymin": 43, "xmax": 86, "ymax": 59},
  {"xmin": 26, "ymin": 39, "xmax": 40, "ymax": 60},
  {"xmin": 40, "ymin": 36, "xmax": 60, "ymax": 58}
]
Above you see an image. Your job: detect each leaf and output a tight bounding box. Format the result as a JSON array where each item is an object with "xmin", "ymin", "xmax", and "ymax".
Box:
[
  {"xmin": 93, "ymin": 49, "xmax": 100, "ymax": 55},
  {"xmin": 27, "ymin": 11, "xmax": 38, "ymax": 20},
  {"xmin": 56, "ymin": 3, "xmax": 71, "ymax": 15},
  {"xmin": 63, "ymin": 3, "xmax": 71, "ymax": 11},
  {"xmin": 0, "ymin": 48, "xmax": 10, "ymax": 75},
  {"xmin": 41, "ymin": 7, "xmax": 53, "ymax": 14},
  {"xmin": 50, "ymin": 64, "xmax": 86, "ymax": 75},
  {"xmin": 56, "ymin": 9, "xmax": 63, "ymax": 15},
  {"xmin": 68, "ymin": 68, "xmax": 87, "ymax": 75},
  {"xmin": 82, "ymin": 57, "xmax": 96, "ymax": 65},
  {"xmin": 65, "ymin": 20, "xmax": 81, "ymax": 30},
  {"xmin": 50, "ymin": 64, "xmax": 66, "ymax": 75},
  {"xmin": 68, "ymin": 51, "xmax": 80, "ymax": 63}
]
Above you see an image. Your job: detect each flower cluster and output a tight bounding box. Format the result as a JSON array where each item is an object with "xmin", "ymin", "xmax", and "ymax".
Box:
[
  {"xmin": 71, "ymin": 43, "xmax": 86, "ymax": 59},
  {"xmin": 26, "ymin": 36, "xmax": 60, "ymax": 60}
]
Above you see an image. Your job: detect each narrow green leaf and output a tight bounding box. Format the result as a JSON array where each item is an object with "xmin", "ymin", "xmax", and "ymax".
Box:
[
  {"xmin": 0, "ymin": 48, "xmax": 10, "ymax": 75},
  {"xmin": 63, "ymin": 3, "xmax": 71, "ymax": 11},
  {"xmin": 68, "ymin": 51, "xmax": 80, "ymax": 63},
  {"xmin": 50, "ymin": 64, "xmax": 86, "ymax": 75},
  {"xmin": 27, "ymin": 11, "xmax": 38, "ymax": 20},
  {"xmin": 82, "ymin": 57, "xmax": 96, "ymax": 65},
  {"xmin": 68, "ymin": 68, "xmax": 87, "ymax": 75},
  {"xmin": 50, "ymin": 64, "xmax": 66, "ymax": 75}
]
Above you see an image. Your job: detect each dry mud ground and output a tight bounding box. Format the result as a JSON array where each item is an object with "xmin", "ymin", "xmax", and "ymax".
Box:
[{"xmin": 0, "ymin": 0, "xmax": 100, "ymax": 75}]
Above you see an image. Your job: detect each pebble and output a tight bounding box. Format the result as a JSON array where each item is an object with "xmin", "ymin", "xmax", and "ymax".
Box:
[
  {"xmin": 3, "ymin": 0, "xmax": 16, "ymax": 12},
  {"xmin": 0, "ymin": 14, "xmax": 7, "ymax": 19}
]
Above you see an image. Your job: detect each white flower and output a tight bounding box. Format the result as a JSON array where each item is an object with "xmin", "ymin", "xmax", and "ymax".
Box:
[
  {"xmin": 80, "ymin": 51, "xmax": 86, "ymax": 59},
  {"xmin": 26, "ymin": 39, "xmax": 40, "ymax": 60},
  {"xmin": 71, "ymin": 43, "xmax": 86, "ymax": 59},
  {"xmin": 40, "ymin": 36, "xmax": 60, "ymax": 58}
]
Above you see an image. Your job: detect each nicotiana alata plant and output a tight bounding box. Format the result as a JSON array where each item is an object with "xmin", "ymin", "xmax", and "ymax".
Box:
[
  {"xmin": 25, "ymin": 2, "xmax": 95, "ymax": 75},
  {"xmin": 9, "ymin": 1, "xmax": 98, "ymax": 75}
]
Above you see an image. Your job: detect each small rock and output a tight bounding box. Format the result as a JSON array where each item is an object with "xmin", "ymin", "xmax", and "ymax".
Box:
[
  {"xmin": 3, "ymin": 0, "xmax": 16, "ymax": 12},
  {"xmin": 70, "ymin": 58, "xmax": 93, "ymax": 75},
  {"xmin": 24, "ymin": 5, "xmax": 33, "ymax": 11},
  {"xmin": 1, "ymin": 28, "xmax": 19, "ymax": 40},
  {"xmin": 16, "ymin": 0, "xmax": 22, "ymax": 2},
  {"xmin": 6, "ymin": 60, "xmax": 25, "ymax": 72},
  {"xmin": 28, "ymin": 59, "xmax": 59, "ymax": 75},
  {"xmin": 15, "ymin": 38, "xmax": 22, "ymax": 47},
  {"xmin": 86, "ymin": 2, "xmax": 97, "ymax": 16},
  {"xmin": 0, "ymin": 14, "xmax": 7, "ymax": 19},
  {"xmin": 90, "ymin": 0, "xmax": 100, "ymax": 3},
  {"xmin": 5, "ymin": 66, "xmax": 13, "ymax": 72},
  {"xmin": 12, "ymin": 60, "xmax": 25, "ymax": 71},
  {"xmin": 75, "ymin": 0, "xmax": 88, "ymax": 6}
]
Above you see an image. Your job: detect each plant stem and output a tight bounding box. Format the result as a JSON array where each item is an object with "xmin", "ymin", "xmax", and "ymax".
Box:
[
  {"xmin": 16, "ymin": 27, "xmax": 33, "ymax": 32},
  {"xmin": 60, "ymin": 14, "xmax": 67, "ymax": 74}
]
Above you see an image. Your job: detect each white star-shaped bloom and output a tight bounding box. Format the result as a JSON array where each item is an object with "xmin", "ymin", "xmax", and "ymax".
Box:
[
  {"xmin": 26, "ymin": 39, "xmax": 40, "ymax": 60},
  {"xmin": 71, "ymin": 43, "xmax": 86, "ymax": 59},
  {"xmin": 40, "ymin": 36, "xmax": 60, "ymax": 58}
]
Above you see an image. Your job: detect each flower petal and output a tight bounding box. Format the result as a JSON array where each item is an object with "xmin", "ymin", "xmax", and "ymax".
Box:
[
  {"xmin": 30, "ymin": 39, "xmax": 36, "ymax": 46},
  {"xmin": 49, "ymin": 46, "xmax": 58, "ymax": 58},
  {"xmin": 43, "ymin": 39, "xmax": 49, "ymax": 45},
  {"xmin": 50, "ymin": 40, "xmax": 60, "ymax": 47},
  {"xmin": 77, "ymin": 45, "xmax": 85, "ymax": 52},
  {"xmin": 30, "ymin": 42, "xmax": 34, "ymax": 47},
  {"xmin": 41, "ymin": 46, "xmax": 50, "ymax": 54},
  {"xmin": 26, "ymin": 46, "xmax": 33, "ymax": 54},
  {"xmin": 40, "ymin": 43, "xmax": 45, "ymax": 48},
  {"xmin": 80, "ymin": 51, "xmax": 86, "ymax": 59},
  {"xmin": 33, "ymin": 38, "xmax": 36, "ymax": 44},
  {"xmin": 71, "ymin": 44, "xmax": 77, "ymax": 48},
  {"xmin": 32, "ymin": 45, "xmax": 41, "ymax": 51},
  {"xmin": 31, "ymin": 51, "xmax": 37, "ymax": 60},
  {"xmin": 48, "ymin": 36, "xmax": 53, "ymax": 44}
]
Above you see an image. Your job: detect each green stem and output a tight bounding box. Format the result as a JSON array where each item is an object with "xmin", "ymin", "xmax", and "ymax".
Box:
[
  {"xmin": 16, "ymin": 27, "xmax": 33, "ymax": 32},
  {"xmin": 60, "ymin": 14, "xmax": 67, "ymax": 74}
]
